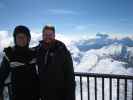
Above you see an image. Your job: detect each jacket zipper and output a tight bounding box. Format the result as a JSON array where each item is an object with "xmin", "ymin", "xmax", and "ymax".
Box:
[{"xmin": 44, "ymin": 49, "xmax": 49, "ymax": 65}]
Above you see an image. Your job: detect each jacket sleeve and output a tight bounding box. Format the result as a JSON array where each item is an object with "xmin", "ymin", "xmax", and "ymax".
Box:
[
  {"xmin": 0, "ymin": 57, "xmax": 10, "ymax": 96},
  {"xmin": 63, "ymin": 49, "xmax": 76, "ymax": 100}
]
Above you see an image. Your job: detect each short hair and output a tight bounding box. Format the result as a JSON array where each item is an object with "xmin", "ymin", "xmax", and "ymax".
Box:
[{"xmin": 42, "ymin": 25, "xmax": 55, "ymax": 33}]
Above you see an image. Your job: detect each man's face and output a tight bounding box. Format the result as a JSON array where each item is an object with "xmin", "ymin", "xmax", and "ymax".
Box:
[
  {"xmin": 43, "ymin": 29, "xmax": 55, "ymax": 43},
  {"xmin": 16, "ymin": 33, "xmax": 28, "ymax": 47}
]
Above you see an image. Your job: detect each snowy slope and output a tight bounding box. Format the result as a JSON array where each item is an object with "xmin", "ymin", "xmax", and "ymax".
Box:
[{"xmin": 67, "ymin": 33, "xmax": 133, "ymax": 75}]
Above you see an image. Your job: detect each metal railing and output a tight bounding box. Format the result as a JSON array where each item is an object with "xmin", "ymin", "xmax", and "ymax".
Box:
[
  {"xmin": 4, "ymin": 72, "xmax": 133, "ymax": 100},
  {"xmin": 75, "ymin": 72, "xmax": 133, "ymax": 100}
]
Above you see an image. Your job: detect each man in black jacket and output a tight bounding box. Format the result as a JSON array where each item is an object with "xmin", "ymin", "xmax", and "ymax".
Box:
[
  {"xmin": 36, "ymin": 25, "xmax": 75, "ymax": 100},
  {"xmin": 0, "ymin": 25, "xmax": 39, "ymax": 100}
]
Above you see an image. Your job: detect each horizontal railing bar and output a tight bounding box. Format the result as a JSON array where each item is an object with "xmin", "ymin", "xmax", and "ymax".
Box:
[{"xmin": 75, "ymin": 72, "xmax": 133, "ymax": 79}]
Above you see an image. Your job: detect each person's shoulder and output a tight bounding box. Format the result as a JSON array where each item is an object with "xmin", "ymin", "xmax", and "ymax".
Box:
[
  {"xmin": 3, "ymin": 46, "xmax": 14, "ymax": 54},
  {"xmin": 3, "ymin": 46, "xmax": 14, "ymax": 60},
  {"xmin": 55, "ymin": 40, "xmax": 67, "ymax": 49},
  {"xmin": 33, "ymin": 41, "xmax": 43, "ymax": 50},
  {"xmin": 55, "ymin": 40, "xmax": 70, "ymax": 53},
  {"xmin": 31, "ymin": 45, "xmax": 41, "ymax": 52},
  {"xmin": 28, "ymin": 48, "xmax": 37, "ymax": 55},
  {"xmin": 31, "ymin": 42, "xmax": 43, "ymax": 55}
]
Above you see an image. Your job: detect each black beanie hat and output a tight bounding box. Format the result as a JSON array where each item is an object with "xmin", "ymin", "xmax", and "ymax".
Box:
[{"xmin": 13, "ymin": 25, "xmax": 31, "ymax": 41}]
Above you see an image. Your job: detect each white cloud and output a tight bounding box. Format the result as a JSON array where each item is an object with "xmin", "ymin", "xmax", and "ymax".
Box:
[
  {"xmin": 0, "ymin": 31, "xmax": 13, "ymax": 51},
  {"xmin": 48, "ymin": 9, "xmax": 78, "ymax": 15},
  {"xmin": 56, "ymin": 33, "xmax": 74, "ymax": 45},
  {"xmin": 30, "ymin": 32, "xmax": 42, "ymax": 47}
]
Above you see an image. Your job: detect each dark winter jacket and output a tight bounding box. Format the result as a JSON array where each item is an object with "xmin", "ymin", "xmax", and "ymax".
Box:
[
  {"xmin": 0, "ymin": 46, "xmax": 39, "ymax": 100},
  {"xmin": 36, "ymin": 40, "xmax": 75, "ymax": 100}
]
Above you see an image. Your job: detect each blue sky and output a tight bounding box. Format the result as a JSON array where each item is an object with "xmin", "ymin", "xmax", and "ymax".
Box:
[{"xmin": 0, "ymin": 0, "xmax": 133, "ymax": 36}]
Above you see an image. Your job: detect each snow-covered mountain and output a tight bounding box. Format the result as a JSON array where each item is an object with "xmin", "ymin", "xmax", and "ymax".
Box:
[{"xmin": 66, "ymin": 33, "xmax": 133, "ymax": 76}]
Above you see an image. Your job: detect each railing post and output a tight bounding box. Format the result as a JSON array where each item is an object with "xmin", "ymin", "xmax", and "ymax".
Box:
[
  {"xmin": 94, "ymin": 77, "xmax": 97, "ymax": 100},
  {"xmin": 109, "ymin": 78, "xmax": 112, "ymax": 100},
  {"xmin": 102, "ymin": 77, "xmax": 104, "ymax": 100},
  {"xmin": 132, "ymin": 80, "xmax": 133, "ymax": 100},
  {"xmin": 87, "ymin": 77, "xmax": 90, "ymax": 100},
  {"xmin": 124, "ymin": 79, "xmax": 127, "ymax": 100},
  {"xmin": 80, "ymin": 76, "xmax": 83, "ymax": 100},
  {"xmin": 117, "ymin": 79, "xmax": 120, "ymax": 100}
]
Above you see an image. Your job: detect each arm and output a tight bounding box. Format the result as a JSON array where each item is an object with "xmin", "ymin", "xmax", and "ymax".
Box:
[
  {"xmin": 63, "ymin": 49, "xmax": 76, "ymax": 100},
  {"xmin": 0, "ymin": 57, "xmax": 10, "ymax": 97}
]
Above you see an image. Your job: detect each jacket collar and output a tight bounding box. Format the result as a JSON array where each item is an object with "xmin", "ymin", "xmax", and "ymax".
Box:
[{"xmin": 39, "ymin": 40, "xmax": 57, "ymax": 50}]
